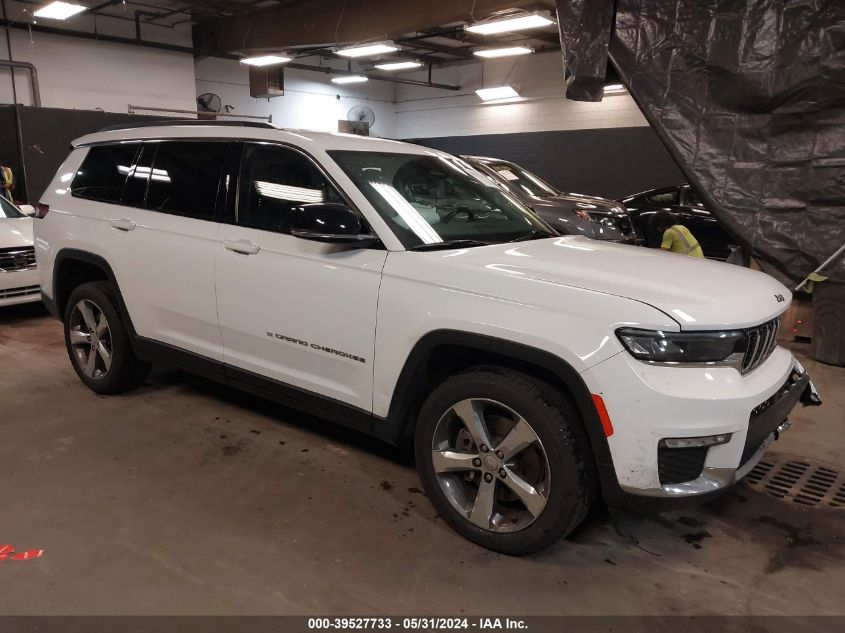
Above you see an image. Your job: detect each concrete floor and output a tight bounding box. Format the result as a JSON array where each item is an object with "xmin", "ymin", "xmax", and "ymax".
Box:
[{"xmin": 0, "ymin": 302, "xmax": 843, "ymax": 616}]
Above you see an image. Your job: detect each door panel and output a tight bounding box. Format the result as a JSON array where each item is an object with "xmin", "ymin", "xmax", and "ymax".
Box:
[
  {"xmin": 216, "ymin": 228, "xmax": 386, "ymax": 410},
  {"xmin": 70, "ymin": 141, "xmax": 229, "ymax": 360},
  {"xmin": 215, "ymin": 142, "xmax": 386, "ymax": 411}
]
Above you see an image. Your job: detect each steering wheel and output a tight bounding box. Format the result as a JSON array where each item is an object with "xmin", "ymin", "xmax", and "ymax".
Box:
[{"xmin": 441, "ymin": 206, "xmax": 477, "ymax": 223}]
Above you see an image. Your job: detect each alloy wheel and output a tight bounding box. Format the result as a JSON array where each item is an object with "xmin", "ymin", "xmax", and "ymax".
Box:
[
  {"xmin": 68, "ymin": 299, "xmax": 113, "ymax": 380},
  {"xmin": 431, "ymin": 398, "xmax": 551, "ymax": 533}
]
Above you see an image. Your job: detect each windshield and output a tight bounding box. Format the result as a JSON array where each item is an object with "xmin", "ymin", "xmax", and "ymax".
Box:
[
  {"xmin": 329, "ymin": 151, "xmax": 551, "ymax": 248},
  {"xmin": 0, "ymin": 196, "xmax": 24, "ymax": 219},
  {"xmin": 483, "ymin": 161, "xmax": 558, "ymax": 197}
]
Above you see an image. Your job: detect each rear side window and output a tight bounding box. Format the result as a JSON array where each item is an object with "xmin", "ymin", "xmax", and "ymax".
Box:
[
  {"xmin": 145, "ymin": 141, "xmax": 228, "ymax": 219},
  {"xmin": 70, "ymin": 143, "xmax": 140, "ymax": 203}
]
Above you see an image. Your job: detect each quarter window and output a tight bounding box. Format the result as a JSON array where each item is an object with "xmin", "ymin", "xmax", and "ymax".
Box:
[
  {"xmin": 70, "ymin": 143, "xmax": 140, "ymax": 203},
  {"xmin": 238, "ymin": 144, "xmax": 344, "ymax": 233},
  {"xmin": 145, "ymin": 141, "xmax": 228, "ymax": 219}
]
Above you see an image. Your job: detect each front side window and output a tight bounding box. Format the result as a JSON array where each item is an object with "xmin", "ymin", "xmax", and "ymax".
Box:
[
  {"xmin": 0, "ymin": 196, "xmax": 23, "ymax": 219},
  {"xmin": 329, "ymin": 151, "xmax": 549, "ymax": 248},
  {"xmin": 145, "ymin": 141, "xmax": 228, "ymax": 219},
  {"xmin": 70, "ymin": 143, "xmax": 140, "ymax": 203},
  {"xmin": 238, "ymin": 144, "xmax": 344, "ymax": 233},
  {"xmin": 483, "ymin": 161, "xmax": 558, "ymax": 197}
]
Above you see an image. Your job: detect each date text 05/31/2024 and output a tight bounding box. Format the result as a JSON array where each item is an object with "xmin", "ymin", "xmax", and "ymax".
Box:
[{"xmin": 307, "ymin": 618, "xmax": 528, "ymax": 630}]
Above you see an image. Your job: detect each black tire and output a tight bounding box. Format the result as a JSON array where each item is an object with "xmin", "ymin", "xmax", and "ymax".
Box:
[
  {"xmin": 63, "ymin": 281, "xmax": 150, "ymax": 395},
  {"xmin": 415, "ymin": 366, "xmax": 595, "ymax": 555}
]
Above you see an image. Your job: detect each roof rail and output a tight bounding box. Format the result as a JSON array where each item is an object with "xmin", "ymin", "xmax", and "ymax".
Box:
[{"xmin": 97, "ymin": 120, "xmax": 277, "ymax": 133}]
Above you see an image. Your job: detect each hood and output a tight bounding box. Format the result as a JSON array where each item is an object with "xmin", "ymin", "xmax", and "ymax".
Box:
[
  {"xmin": 432, "ymin": 237, "xmax": 789, "ymax": 330},
  {"xmin": 531, "ymin": 198, "xmax": 626, "ymax": 242},
  {"xmin": 0, "ymin": 218, "xmax": 34, "ymax": 249}
]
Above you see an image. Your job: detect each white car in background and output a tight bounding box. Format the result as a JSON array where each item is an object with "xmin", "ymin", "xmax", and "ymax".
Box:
[{"xmin": 0, "ymin": 197, "xmax": 39, "ymax": 307}]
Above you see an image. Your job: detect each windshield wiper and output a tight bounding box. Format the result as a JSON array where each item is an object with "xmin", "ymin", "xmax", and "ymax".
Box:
[
  {"xmin": 509, "ymin": 230, "xmax": 556, "ymax": 242},
  {"xmin": 410, "ymin": 239, "xmax": 492, "ymax": 251}
]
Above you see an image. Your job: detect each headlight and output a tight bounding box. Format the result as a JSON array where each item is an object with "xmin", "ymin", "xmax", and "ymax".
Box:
[{"xmin": 616, "ymin": 328, "xmax": 744, "ymax": 364}]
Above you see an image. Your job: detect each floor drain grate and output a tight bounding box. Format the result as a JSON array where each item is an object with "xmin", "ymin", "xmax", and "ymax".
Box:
[{"xmin": 745, "ymin": 458, "xmax": 845, "ymax": 508}]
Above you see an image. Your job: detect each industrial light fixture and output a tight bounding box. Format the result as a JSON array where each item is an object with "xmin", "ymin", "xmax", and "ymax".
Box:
[
  {"xmin": 374, "ymin": 61, "xmax": 423, "ymax": 71},
  {"xmin": 241, "ymin": 54, "xmax": 292, "ymax": 66},
  {"xmin": 466, "ymin": 12, "xmax": 555, "ymax": 35},
  {"xmin": 473, "ymin": 46, "xmax": 533, "ymax": 59},
  {"xmin": 336, "ymin": 42, "xmax": 399, "ymax": 58},
  {"xmin": 475, "ymin": 86, "xmax": 519, "ymax": 101},
  {"xmin": 603, "ymin": 83, "xmax": 627, "ymax": 94},
  {"xmin": 331, "ymin": 75, "xmax": 369, "ymax": 84},
  {"xmin": 33, "ymin": 1, "xmax": 87, "ymax": 19}
]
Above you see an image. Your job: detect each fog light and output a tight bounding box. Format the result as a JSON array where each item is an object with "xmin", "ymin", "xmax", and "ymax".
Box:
[{"xmin": 661, "ymin": 434, "xmax": 732, "ymax": 449}]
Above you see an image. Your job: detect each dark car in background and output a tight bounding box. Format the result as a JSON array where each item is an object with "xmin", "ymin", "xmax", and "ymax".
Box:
[
  {"xmin": 621, "ymin": 184, "xmax": 737, "ymax": 260},
  {"xmin": 461, "ymin": 155, "xmax": 639, "ymax": 244}
]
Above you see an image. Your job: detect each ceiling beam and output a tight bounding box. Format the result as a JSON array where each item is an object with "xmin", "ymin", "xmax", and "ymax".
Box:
[{"xmin": 193, "ymin": 0, "xmax": 554, "ymax": 55}]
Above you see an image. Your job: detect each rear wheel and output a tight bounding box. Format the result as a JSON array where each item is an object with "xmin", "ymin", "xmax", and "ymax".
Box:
[
  {"xmin": 63, "ymin": 281, "xmax": 150, "ymax": 394},
  {"xmin": 415, "ymin": 366, "xmax": 595, "ymax": 555}
]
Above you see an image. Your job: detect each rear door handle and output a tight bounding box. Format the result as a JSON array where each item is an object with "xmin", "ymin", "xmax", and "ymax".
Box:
[
  {"xmin": 110, "ymin": 218, "xmax": 136, "ymax": 232},
  {"xmin": 223, "ymin": 239, "xmax": 260, "ymax": 255}
]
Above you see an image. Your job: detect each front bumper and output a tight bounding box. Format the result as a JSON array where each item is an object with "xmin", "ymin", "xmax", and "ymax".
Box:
[
  {"xmin": 0, "ymin": 268, "xmax": 40, "ymax": 307},
  {"xmin": 582, "ymin": 346, "xmax": 819, "ymax": 507}
]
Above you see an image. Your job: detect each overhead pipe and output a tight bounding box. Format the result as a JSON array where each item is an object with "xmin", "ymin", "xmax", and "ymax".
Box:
[
  {"xmin": 285, "ymin": 61, "xmax": 460, "ymax": 91},
  {"xmin": 0, "ymin": 59, "xmax": 41, "ymax": 106}
]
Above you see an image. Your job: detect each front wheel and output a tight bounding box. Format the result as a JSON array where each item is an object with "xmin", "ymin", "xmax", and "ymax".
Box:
[{"xmin": 415, "ymin": 367, "xmax": 595, "ymax": 555}]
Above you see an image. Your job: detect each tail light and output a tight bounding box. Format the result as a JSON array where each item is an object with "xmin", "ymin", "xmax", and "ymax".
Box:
[{"xmin": 35, "ymin": 203, "xmax": 50, "ymax": 219}]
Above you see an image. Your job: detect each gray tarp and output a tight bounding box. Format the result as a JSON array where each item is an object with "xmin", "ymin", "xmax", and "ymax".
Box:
[{"xmin": 557, "ymin": 0, "xmax": 845, "ymax": 284}]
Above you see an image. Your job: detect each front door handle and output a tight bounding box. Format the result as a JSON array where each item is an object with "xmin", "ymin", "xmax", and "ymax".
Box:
[
  {"xmin": 223, "ymin": 239, "xmax": 260, "ymax": 255},
  {"xmin": 110, "ymin": 218, "xmax": 136, "ymax": 232}
]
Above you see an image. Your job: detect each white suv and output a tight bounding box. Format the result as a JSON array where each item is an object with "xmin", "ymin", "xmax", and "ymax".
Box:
[{"xmin": 35, "ymin": 122, "xmax": 820, "ymax": 554}]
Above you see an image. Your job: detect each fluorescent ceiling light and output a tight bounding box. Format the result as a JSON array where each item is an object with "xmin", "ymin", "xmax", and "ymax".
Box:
[
  {"xmin": 336, "ymin": 43, "xmax": 398, "ymax": 58},
  {"xmin": 475, "ymin": 86, "xmax": 519, "ymax": 101},
  {"xmin": 466, "ymin": 12, "xmax": 554, "ymax": 35},
  {"xmin": 241, "ymin": 54, "xmax": 292, "ymax": 66},
  {"xmin": 331, "ymin": 75, "xmax": 368, "ymax": 84},
  {"xmin": 473, "ymin": 46, "xmax": 533, "ymax": 59},
  {"xmin": 374, "ymin": 61, "xmax": 423, "ymax": 71},
  {"xmin": 603, "ymin": 83, "xmax": 626, "ymax": 94},
  {"xmin": 34, "ymin": 1, "xmax": 87, "ymax": 19}
]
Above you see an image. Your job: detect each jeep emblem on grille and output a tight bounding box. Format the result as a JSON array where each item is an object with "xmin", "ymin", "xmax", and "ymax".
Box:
[{"xmin": 774, "ymin": 293, "xmax": 785, "ymax": 303}]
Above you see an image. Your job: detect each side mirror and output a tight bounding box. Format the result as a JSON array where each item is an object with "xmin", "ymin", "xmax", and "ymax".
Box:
[
  {"xmin": 18, "ymin": 204, "xmax": 36, "ymax": 217},
  {"xmin": 290, "ymin": 203, "xmax": 378, "ymax": 246}
]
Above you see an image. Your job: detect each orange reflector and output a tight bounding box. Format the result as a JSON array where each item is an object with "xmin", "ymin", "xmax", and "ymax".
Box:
[{"xmin": 591, "ymin": 394, "xmax": 614, "ymax": 437}]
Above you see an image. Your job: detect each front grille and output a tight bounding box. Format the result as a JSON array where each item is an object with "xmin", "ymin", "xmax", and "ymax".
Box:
[
  {"xmin": 741, "ymin": 316, "xmax": 780, "ymax": 374},
  {"xmin": 0, "ymin": 284, "xmax": 40, "ymax": 300},
  {"xmin": 658, "ymin": 445, "xmax": 708, "ymax": 485},
  {"xmin": 0, "ymin": 246, "xmax": 37, "ymax": 272}
]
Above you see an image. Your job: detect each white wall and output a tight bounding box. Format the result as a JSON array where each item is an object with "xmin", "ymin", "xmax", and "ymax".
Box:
[
  {"xmin": 394, "ymin": 51, "xmax": 647, "ymax": 139},
  {"xmin": 195, "ymin": 57, "xmax": 397, "ymax": 138},
  {"xmin": 0, "ymin": 1, "xmax": 196, "ymax": 112}
]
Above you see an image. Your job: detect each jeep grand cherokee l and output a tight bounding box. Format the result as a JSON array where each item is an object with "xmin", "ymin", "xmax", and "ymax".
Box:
[{"xmin": 35, "ymin": 122, "xmax": 820, "ymax": 555}]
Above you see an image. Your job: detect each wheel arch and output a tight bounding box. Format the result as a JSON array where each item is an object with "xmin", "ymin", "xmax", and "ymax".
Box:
[
  {"xmin": 383, "ymin": 330, "xmax": 615, "ymax": 475},
  {"xmin": 53, "ymin": 249, "xmax": 137, "ymax": 336}
]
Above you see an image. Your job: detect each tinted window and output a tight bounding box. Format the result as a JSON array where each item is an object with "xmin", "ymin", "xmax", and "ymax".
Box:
[
  {"xmin": 238, "ymin": 144, "xmax": 344, "ymax": 233},
  {"xmin": 71, "ymin": 143, "xmax": 140, "ymax": 203},
  {"xmin": 145, "ymin": 142, "xmax": 228, "ymax": 219},
  {"xmin": 647, "ymin": 189, "xmax": 679, "ymax": 205},
  {"xmin": 684, "ymin": 187, "xmax": 705, "ymax": 207},
  {"xmin": 121, "ymin": 144, "xmax": 156, "ymax": 207}
]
